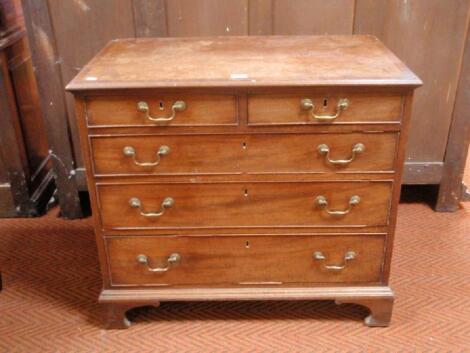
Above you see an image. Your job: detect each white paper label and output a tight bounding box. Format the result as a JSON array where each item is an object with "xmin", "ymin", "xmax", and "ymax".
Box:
[{"xmin": 230, "ymin": 73, "xmax": 249, "ymax": 80}]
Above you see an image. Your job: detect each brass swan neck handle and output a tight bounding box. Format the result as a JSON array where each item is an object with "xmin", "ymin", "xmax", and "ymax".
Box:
[
  {"xmin": 123, "ymin": 145, "xmax": 170, "ymax": 167},
  {"xmin": 136, "ymin": 253, "xmax": 181, "ymax": 273},
  {"xmin": 314, "ymin": 195, "xmax": 360, "ymax": 216},
  {"xmin": 301, "ymin": 98, "xmax": 349, "ymax": 122},
  {"xmin": 129, "ymin": 197, "xmax": 174, "ymax": 217},
  {"xmin": 317, "ymin": 143, "xmax": 365, "ymax": 166},
  {"xmin": 313, "ymin": 251, "xmax": 357, "ymax": 271},
  {"xmin": 137, "ymin": 100, "xmax": 186, "ymax": 123}
]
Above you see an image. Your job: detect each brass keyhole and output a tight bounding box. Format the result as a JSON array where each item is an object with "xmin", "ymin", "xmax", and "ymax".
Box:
[
  {"xmin": 242, "ymin": 141, "xmax": 247, "ymax": 149},
  {"xmin": 244, "ymin": 188, "xmax": 249, "ymax": 197},
  {"xmin": 159, "ymin": 101, "xmax": 164, "ymax": 110},
  {"xmin": 323, "ymin": 98, "xmax": 328, "ymax": 108},
  {"xmin": 245, "ymin": 241, "xmax": 250, "ymax": 248}
]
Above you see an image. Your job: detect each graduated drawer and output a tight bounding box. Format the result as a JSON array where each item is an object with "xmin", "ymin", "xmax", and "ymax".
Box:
[
  {"xmin": 248, "ymin": 93, "xmax": 402, "ymax": 125},
  {"xmin": 106, "ymin": 234, "xmax": 385, "ymax": 286},
  {"xmin": 86, "ymin": 95, "xmax": 238, "ymax": 126},
  {"xmin": 90, "ymin": 133, "xmax": 398, "ymax": 176},
  {"xmin": 97, "ymin": 181, "xmax": 392, "ymax": 230}
]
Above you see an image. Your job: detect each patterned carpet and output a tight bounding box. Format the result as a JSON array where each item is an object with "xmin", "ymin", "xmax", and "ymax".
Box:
[{"xmin": 0, "ymin": 173, "xmax": 469, "ymax": 351}]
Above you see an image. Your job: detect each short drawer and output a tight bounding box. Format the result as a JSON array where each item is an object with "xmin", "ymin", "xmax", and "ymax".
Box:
[
  {"xmin": 248, "ymin": 94, "xmax": 402, "ymax": 125},
  {"xmin": 97, "ymin": 181, "xmax": 392, "ymax": 229},
  {"xmin": 91, "ymin": 134, "xmax": 245, "ymax": 175},
  {"xmin": 86, "ymin": 95, "xmax": 238, "ymax": 126},
  {"xmin": 106, "ymin": 234, "xmax": 385, "ymax": 286},
  {"xmin": 90, "ymin": 133, "xmax": 398, "ymax": 175}
]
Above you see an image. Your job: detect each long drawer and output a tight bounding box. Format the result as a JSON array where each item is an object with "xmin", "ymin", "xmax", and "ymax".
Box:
[
  {"xmin": 248, "ymin": 93, "xmax": 402, "ymax": 125},
  {"xmin": 106, "ymin": 234, "xmax": 385, "ymax": 286},
  {"xmin": 90, "ymin": 133, "xmax": 398, "ymax": 176},
  {"xmin": 97, "ymin": 181, "xmax": 392, "ymax": 229},
  {"xmin": 86, "ymin": 95, "xmax": 238, "ymax": 126}
]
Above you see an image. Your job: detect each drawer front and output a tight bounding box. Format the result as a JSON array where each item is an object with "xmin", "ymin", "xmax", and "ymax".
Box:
[
  {"xmin": 98, "ymin": 182, "xmax": 392, "ymax": 229},
  {"xmin": 91, "ymin": 133, "xmax": 398, "ymax": 175},
  {"xmin": 86, "ymin": 95, "xmax": 238, "ymax": 126},
  {"xmin": 91, "ymin": 134, "xmax": 245, "ymax": 175},
  {"xmin": 248, "ymin": 94, "xmax": 402, "ymax": 125},
  {"xmin": 242, "ymin": 133, "xmax": 397, "ymax": 174},
  {"xmin": 107, "ymin": 235, "xmax": 385, "ymax": 286}
]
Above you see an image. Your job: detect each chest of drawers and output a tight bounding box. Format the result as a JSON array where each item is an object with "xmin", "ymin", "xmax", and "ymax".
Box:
[{"xmin": 67, "ymin": 35, "xmax": 421, "ymax": 329}]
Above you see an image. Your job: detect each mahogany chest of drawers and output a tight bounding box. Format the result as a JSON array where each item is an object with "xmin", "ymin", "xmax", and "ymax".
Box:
[{"xmin": 67, "ymin": 35, "xmax": 421, "ymax": 329}]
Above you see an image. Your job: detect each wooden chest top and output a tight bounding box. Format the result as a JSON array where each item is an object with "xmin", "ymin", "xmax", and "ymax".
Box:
[{"xmin": 66, "ymin": 35, "xmax": 421, "ymax": 91}]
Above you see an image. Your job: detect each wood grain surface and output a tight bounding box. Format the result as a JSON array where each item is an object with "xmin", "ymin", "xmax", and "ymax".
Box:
[
  {"xmin": 90, "ymin": 132, "xmax": 398, "ymax": 175},
  {"xmin": 97, "ymin": 181, "xmax": 392, "ymax": 229},
  {"xmin": 354, "ymin": 0, "xmax": 470, "ymax": 164},
  {"xmin": 86, "ymin": 94, "xmax": 238, "ymax": 126},
  {"xmin": 66, "ymin": 35, "xmax": 421, "ymax": 91},
  {"xmin": 106, "ymin": 234, "xmax": 385, "ymax": 285},
  {"xmin": 248, "ymin": 93, "xmax": 403, "ymax": 124}
]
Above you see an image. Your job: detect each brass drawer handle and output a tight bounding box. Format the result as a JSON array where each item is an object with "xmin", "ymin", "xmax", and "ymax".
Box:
[
  {"xmin": 317, "ymin": 143, "xmax": 365, "ymax": 166},
  {"xmin": 314, "ymin": 195, "xmax": 360, "ymax": 216},
  {"xmin": 123, "ymin": 145, "xmax": 170, "ymax": 167},
  {"xmin": 313, "ymin": 251, "xmax": 357, "ymax": 271},
  {"xmin": 300, "ymin": 98, "xmax": 349, "ymax": 121},
  {"xmin": 137, "ymin": 100, "xmax": 186, "ymax": 123},
  {"xmin": 136, "ymin": 253, "xmax": 181, "ymax": 273},
  {"xmin": 129, "ymin": 197, "xmax": 174, "ymax": 217}
]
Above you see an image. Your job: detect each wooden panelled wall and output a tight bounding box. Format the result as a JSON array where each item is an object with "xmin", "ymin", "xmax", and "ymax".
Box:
[
  {"xmin": 22, "ymin": 0, "xmax": 470, "ymax": 217},
  {"xmin": 0, "ymin": 0, "xmax": 54, "ymax": 217}
]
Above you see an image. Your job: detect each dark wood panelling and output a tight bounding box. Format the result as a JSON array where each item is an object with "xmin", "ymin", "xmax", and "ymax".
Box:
[
  {"xmin": 133, "ymin": 0, "xmax": 168, "ymax": 37},
  {"xmin": 0, "ymin": 51, "xmax": 27, "ymax": 174},
  {"xmin": 0, "ymin": 49, "xmax": 32, "ymax": 215},
  {"xmin": 272, "ymin": 0, "xmax": 355, "ymax": 35},
  {"xmin": 0, "ymin": 0, "xmax": 54, "ymax": 218},
  {"xmin": 353, "ymin": 0, "xmax": 386, "ymax": 38},
  {"xmin": 402, "ymin": 162, "xmax": 443, "ymax": 185},
  {"xmin": 248, "ymin": 0, "xmax": 272, "ymax": 35},
  {"xmin": 0, "ymin": 186, "xmax": 16, "ymax": 217},
  {"xmin": 0, "ymin": 153, "xmax": 8, "ymax": 182},
  {"xmin": 7, "ymin": 39, "xmax": 48, "ymax": 172},
  {"xmin": 165, "ymin": 0, "xmax": 248, "ymax": 36},
  {"xmin": 355, "ymin": 0, "xmax": 470, "ymax": 164},
  {"xmin": 22, "ymin": 0, "xmax": 82, "ymax": 218},
  {"xmin": 0, "ymin": 0, "xmax": 22, "ymax": 31},
  {"xmin": 47, "ymin": 0, "xmax": 136, "ymax": 168},
  {"xmin": 436, "ymin": 23, "xmax": 470, "ymax": 211}
]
